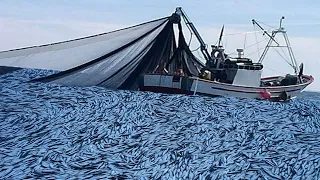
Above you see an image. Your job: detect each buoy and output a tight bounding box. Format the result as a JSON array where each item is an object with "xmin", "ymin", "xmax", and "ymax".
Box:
[{"xmin": 260, "ymin": 89, "xmax": 271, "ymax": 100}]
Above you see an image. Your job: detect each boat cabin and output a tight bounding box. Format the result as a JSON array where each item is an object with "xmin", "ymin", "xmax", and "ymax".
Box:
[{"xmin": 203, "ymin": 46, "xmax": 263, "ymax": 87}]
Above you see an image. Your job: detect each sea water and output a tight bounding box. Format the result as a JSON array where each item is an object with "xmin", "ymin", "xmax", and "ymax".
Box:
[{"xmin": 0, "ymin": 69, "xmax": 319, "ymax": 179}]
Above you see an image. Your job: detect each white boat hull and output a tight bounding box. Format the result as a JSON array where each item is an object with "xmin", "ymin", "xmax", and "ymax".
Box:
[{"xmin": 139, "ymin": 74, "xmax": 314, "ymax": 100}]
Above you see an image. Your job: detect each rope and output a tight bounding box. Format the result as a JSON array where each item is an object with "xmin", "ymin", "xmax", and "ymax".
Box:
[
  {"xmin": 226, "ymin": 38, "xmax": 267, "ymax": 56},
  {"xmin": 272, "ymin": 48, "xmax": 295, "ymax": 69},
  {"xmin": 225, "ymin": 33, "xmax": 228, "ymax": 50},
  {"xmin": 243, "ymin": 33, "xmax": 247, "ymax": 55},
  {"xmin": 196, "ymin": 50, "xmax": 206, "ymax": 62},
  {"xmin": 246, "ymin": 39, "xmax": 267, "ymax": 49},
  {"xmin": 193, "ymin": 77, "xmax": 199, "ymax": 95},
  {"xmin": 265, "ymin": 34, "xmax": 295, "ymax": 69},
  {"xmin": 272, "ymin": 36, "xmax": 294, "ymax": 66},
  {"xmin": 181, "ymin": 16, "xmax": 194, "ymax": 48},
  {"xmin": 254, "ymin": 25, "xmax": 261, "ymax": 58},
  {"xmin": 255, "ymin": 20, "xmax": 277, "ymax": 29},
  {"xmin": 245, "ymin": 46, "xmax": 268, "ymax": 57},
  {"xmin": 191, "ymin": 46, "xmax": 201, "ymax": 52},
  {"xmin": 223, "ymin": 29, "xmax": 271, "ymax": 36},
  {"xmin": 264, "ymin": 67, "xmax": 285, "ymax": 75},
  {"xmin": 188, "ymin": 33, "xmax": 193, "ymax": 47}
]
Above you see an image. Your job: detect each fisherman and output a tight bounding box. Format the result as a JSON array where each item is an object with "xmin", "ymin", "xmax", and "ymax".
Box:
[{"xmin": 175, "ymin": 66, "xmax": 184, "ymax": 76}]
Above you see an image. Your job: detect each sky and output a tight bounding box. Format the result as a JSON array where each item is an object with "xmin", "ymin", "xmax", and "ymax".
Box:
[{"xmin": 0, "ymin": 0, "xmax": 319, "ymax": 91}]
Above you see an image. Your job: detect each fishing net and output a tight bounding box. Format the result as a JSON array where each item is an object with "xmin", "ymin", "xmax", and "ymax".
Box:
[{"xmin": 0, "ymin": 15, "xmax": 204, "ymax": 89}]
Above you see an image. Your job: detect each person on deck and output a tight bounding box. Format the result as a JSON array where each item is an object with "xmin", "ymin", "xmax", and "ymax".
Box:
[{"xmin": 175, "ymin": 67, "xmax": 185, "ymax": 76}]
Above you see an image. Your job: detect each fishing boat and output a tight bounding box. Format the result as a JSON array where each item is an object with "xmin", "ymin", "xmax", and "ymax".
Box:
[
  {"xmin": 0, "ymin": 7, "xmax": 313, "ymax": 101},
  {"xmin": 139, "ymin": 8, "xmax": 314, "ymax": 101}
]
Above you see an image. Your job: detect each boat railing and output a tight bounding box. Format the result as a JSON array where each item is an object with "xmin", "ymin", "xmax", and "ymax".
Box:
[{"xmin": 219, "ymin": 64, "xmax": 263, "ymax": 70}]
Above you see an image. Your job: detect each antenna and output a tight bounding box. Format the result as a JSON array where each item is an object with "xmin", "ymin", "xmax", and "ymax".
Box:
[
  {"xmin": 279, "ymin": 16, "xmax": 285, "ymax": 29},
  {"xmin": 218, "ymin": 25, "xmax": 224, "ymax": 48}
]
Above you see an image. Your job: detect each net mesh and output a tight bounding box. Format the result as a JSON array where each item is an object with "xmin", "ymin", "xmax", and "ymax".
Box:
[{"xmin": 1, "ymin": 16, "xmax": 205, "ymax": 90}]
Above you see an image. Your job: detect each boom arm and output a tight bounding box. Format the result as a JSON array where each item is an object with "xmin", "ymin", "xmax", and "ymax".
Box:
[{"xmin": 175, "ymin": 7, "xmax": 212, "ymax": 62}]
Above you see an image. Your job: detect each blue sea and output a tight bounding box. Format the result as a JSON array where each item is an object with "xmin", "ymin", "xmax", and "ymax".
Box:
[{"xmin": 0, "ymin": 69, "xmax": 319, "ymax": 179}]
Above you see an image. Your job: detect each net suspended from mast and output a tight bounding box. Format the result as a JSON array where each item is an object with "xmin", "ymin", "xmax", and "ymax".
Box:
[{"xmin": 0, "ymin": 13, "xmax": 204, "ymax": 90}]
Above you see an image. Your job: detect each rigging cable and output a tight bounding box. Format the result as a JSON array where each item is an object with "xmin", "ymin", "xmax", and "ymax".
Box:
[
  {"xmin": 245, "ymin": 39, "xmax": 267, "ymax": 49},
  {"xmin": 264, "ymin": 67, "xmax": 285, "ymax": 75},
  {"xmin": 254, "ymin": 24, "xmax": 261, "ymax": 58},
  {"xmin": 273, "ymin": 36, "xmax": 292, "ymax": 65},
  {"xmin": 255, "ymin": 20, "xmax": 277, "ymax": 29},
  {"xmin": 264, "ymin": 31, "xmax": 295, "ymax": 68},
  {"xmin": 180, "ymin": 15, "xmax": 194, "ymax": 47},
  {"xmin": 224, "ymin": 29, "xmax": 268, "ymax": 36},
  {"xmin": 196, "ymin": 49, "xmax": 206, "ymax": 62},
  {"xmin": 272, "ymin": 48, "xmax": 295, "ymax": 69},
  {"xmin": 261, "ymin": 33, "xmax": 296, "ymax": 70},
  {"xmin": 225, "ymin": 32, "xmax": 228, "ymax": 50},
  {"xmin": 245, "ymin": 46, "xmax": 268, "ymax": 57},
  {"xmin": 188, "ymin": 33, "xmax": 193, "ymax": 47},
  {"xmin": 191, "ymin": 46, "xmax": 201, "ymax": 52},
  {"xmin": 226, "ymin": 38, "xmax": 267, "ymax": 56},
  {"xmin": 243, "ymin": 33, "xmax": 247, "ymax": 56}
]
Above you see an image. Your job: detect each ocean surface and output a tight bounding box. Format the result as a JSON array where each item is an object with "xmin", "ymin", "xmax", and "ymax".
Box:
[{"xmin": 0, "ymin": 69, "xmax": 319, "ymax": 179}]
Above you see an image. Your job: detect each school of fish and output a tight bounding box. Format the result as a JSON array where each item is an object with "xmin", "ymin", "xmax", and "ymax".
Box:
[{"xmin": 0, "ymin": 69, "xmax": 320, "ymax": 179}]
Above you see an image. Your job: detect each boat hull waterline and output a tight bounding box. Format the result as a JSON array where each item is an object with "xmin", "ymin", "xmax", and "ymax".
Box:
[{"xmin": 140, "ymin": 74, "xmax": 314, "ymax": 100}]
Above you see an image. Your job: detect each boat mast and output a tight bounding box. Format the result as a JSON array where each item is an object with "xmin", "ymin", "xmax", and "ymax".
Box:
[
  {"xmin": 252, "ymin": 17, "xmax": 299, "ymax": 75},
  {"xmin": 218, "ymin": 25, "xmax": 224, "ymax": 48},
  {"xmin": 175, "ymin": 7, "xmax": 212, "ymax": 62}
]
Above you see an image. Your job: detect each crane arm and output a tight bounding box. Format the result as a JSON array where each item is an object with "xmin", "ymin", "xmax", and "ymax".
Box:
[{"xmin": 175, "ymin": 7, "xmax": 211, "ymax": 62}]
